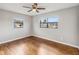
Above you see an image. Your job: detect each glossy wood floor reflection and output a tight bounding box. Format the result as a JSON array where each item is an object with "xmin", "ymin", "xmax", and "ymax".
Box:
[{"xmin": 0, "ymin": 36, "xmax": 79, "ymax": 55}]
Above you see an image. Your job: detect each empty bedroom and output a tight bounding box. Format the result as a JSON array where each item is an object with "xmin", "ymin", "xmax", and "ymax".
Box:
[{"xmin": 0, "ymin": 3, "xmax": 79, "ymax": 55}]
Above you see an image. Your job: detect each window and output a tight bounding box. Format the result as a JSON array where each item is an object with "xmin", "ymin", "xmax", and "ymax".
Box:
[
  {"xmin": 40, "ymin": 16, "xmax": 59, "ymax": 29},
  {"xmin": 47, "ymin": 16, "xmax": 59, "ymax": 29}
]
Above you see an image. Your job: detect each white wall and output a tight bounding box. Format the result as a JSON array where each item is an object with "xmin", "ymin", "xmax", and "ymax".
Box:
[
  {"xmin": 0, "ymin": 6, "xmax": 79, "ymax": 48},
  {"xmin": 0, "ymin": 9, "xmax": 32, "ymax": 43},
  {"xmin": 76, "ymin": 6, "xmax": 79, "ymax": 46},
  {"xmin": 33, "ymin": 6, "xmax": 79, "ymax": 48}
]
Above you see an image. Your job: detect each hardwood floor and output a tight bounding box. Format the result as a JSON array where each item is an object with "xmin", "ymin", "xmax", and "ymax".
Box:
[{"xmin": 0, "ymin": 36, "xmax": 79, "ymax": 55}]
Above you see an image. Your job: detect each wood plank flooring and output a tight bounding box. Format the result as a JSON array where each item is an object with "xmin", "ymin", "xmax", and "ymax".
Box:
[{"xmin": 0, "ymin": 36, "xmax": 79, "ymax": 55}]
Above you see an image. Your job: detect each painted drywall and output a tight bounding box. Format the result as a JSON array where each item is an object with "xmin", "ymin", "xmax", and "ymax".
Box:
[
  {"xmin": 76, "ymin": 6, "xmax": 79, "ymax": 46},
  {"xmin": 0, "ymin": 9, "xmax": 32, "ymax": 43},
  {"xmin": 0, "ymin": 6, "xmax": 79, "ymax": 48},
  {"xmin": 33, "ymin": 6, "xmax": 79, "ymax": 48}
]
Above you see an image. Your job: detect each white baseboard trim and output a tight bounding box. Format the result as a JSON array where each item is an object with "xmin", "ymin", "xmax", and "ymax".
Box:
[
  {"xmin": 0, "ymin": 35, "xmax": 31, "ymax": 44},
  {"xmin": 0, "ymin": 35, "xmax": 79, "ymax": 49},
  {"xmin": 33, "ymin": 35, "xmax": 79, "ymax": 49}
]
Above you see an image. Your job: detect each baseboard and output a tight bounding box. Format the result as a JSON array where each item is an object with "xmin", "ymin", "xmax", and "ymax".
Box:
[
  {"xmin": 33, "ymin": 35, "xmax": 79, "ymax": 49},
  {"xmin": 0, "ymin": 35, "xmax": 31, "ymax": 44},
  {"xmin": 0, "ymin": 35, "xmax": 79, "ymax": 49}
]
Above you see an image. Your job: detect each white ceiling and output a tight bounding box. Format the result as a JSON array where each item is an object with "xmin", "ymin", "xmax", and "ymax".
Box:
[{"xmin": 0, "ymin": 3, "xmax": 78, "ymax": 16}]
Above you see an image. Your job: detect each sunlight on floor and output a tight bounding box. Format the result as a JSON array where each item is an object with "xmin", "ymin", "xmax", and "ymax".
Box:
[{"xmin": 38, "ymin": 43, "xmax": 63, "ymax": 55}]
